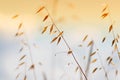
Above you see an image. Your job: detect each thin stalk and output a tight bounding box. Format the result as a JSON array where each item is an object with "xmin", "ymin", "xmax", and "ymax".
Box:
[
  {"xmin": 16, "ymin": 31, "xmax": 37, "ymax": 80},
  {"xmin": 94, "ymin": 42, "xmax": 109, "ymax": 80},
  {"xmin": 97, "ymin": 52, "xmax": 109, "ymax": 80},
  {"xmin": 85, "ymin": 40, "xmax": 94, "ymax": 76},
  {"xmin": 80, "ymin": 41, "xmax": 94, "ymax": 80},
  {"xmin": 105, "ymin": 0, "xmax": 120, "ymax": 60},
  {"xmin": 24, "ymin": 34, "xmax": 37, "ymax": 80},
  {"xmin": 44, "ymin": 7, "xmax": 88, "ymax": 80}
]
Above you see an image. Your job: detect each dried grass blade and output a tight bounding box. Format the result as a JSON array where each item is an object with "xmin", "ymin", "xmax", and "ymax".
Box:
[
  {"xmin": 12, "ymin": 14, "xmax": 19, "ymax": 19},
  {"xmin": 102, "ymin": 37, "xmax": 106, "ymax": 43},
  {"xmin": 42, "ymin": 26, "xmax": 48, "ymax": 34},
  {"xmin": 18, "ymin": 23, "xmax": 22, "ymax": 30},
  {"xmin": 92, "ymin": 67, "xmax": 98, "ymax": 73},
  {"xmin": 57, "ymin": 31, "xmax": 63, "ymax": 37},
  {"xmin": 43, "ymin": 15, "xmax": 49, "ymax": 22},
  {"xmin": 50, "ymin": 24, "xmax": 54, "ymax": 34},
  {"xmin": 91, "ymin": 59, "xmax": 97, "ymax": 63},
  {"xmin": 16, "ymin": 73, "xmax": 20, "ymax": 79},
  {"xmin": 87, "ymin": 41, "xmax": 93, "ymax": 47},
  {"xmin": 57, "ymin": 37, "xmax": 61, "ymax": 45},
  {"xmin": 29, "ymin": 64, "xmax": 35, "ymax": 70},
  {"xmin": 90, "ymin": 51, "xmax": 96, "ymax": 56},
  {"xmin": 102, "ymin": 5, "xmax": 108, "ymax": 12},
  {"xmin": 108, "ymin": 58, "xmax": 112, "ymax": 64},
  {"xmin": 19, "ymin": 55, "xmax": 26, "ymax": 61},
  {"xmin": 109, "ymin": 25, "xmax": 113, "ymax": 32},
  {"xmin": 36, "ymin": 6, "xmax": 45, "ymax": 14},
  {"xmin": 101, "ymin": 13, "xmax": 109, "ymax": 18},
  {"xmin": 24, "ymin": 75, "xmax": 27, "ymax": 80},
  {"xmin": 75, "ymin": 67, "xmax": 79, "ymax": 72},
  {"xmin": 51, "ymin": 37, "xmax": 58, "ymax": 43},
  {"xmin": 68, "ymin": 50, "xmax": 72, "ymax": 54},
  {"xmin": 106, "ymin": 56, "xmax": 111, "ymax": 61},
  {"xmin": 19, "ymin": 62, "xmax": 25, "ymax": 66},
  {"xmin": 19, "ymin": 47, "xmax": 23, "ymax": 53},
  {"xmin": 82, "ymin": 35, "xmax": 88, "ymax": 42},
  {"xmin": 112, "ymin": 39, "xmax": 115, "ymax": 46},
  {"xmin": 116, "ymin": 70, "xmax": 118, "ymax": 76},
  {"xmin": 114, "ymin": 44, "xmax": 118, "ymax": 51}
]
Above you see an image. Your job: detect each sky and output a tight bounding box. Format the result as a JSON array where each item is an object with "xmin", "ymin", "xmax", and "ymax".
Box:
[{"xmin": 0, "ymin": 0, "xmax": 120, "ymax": 80}]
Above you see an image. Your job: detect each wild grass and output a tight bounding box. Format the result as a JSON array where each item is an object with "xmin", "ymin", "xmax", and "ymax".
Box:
[
  {"xmin": 12, "ymin": 0, "xmax": 120, "ymax": 80},
  {"xmin": 15, "ymin": 23, "xmax": 37, "ymax": 80}
]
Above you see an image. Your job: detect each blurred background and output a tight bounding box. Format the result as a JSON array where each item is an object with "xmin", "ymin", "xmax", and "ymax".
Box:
[{"xmin": 0, "ymin": 0, "xmax": 120, "ymax": 80}]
